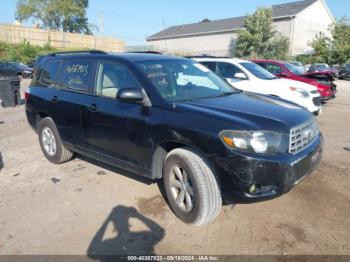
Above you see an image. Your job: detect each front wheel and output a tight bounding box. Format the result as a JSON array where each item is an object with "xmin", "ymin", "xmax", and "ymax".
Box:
[{"xmin": 163, "ymin": 148, "xmax": 222, "ymax": 226}]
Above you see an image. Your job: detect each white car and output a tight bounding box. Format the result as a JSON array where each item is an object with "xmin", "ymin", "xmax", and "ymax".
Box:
[{"xmin": 193, "ymin": 58, "xmax": 322, "ymax": 115}]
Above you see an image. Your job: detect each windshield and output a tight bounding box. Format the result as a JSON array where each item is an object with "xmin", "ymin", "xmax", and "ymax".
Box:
[
  {"xmin": 283, "ymin": 63, "xmax": 303, "ymax": 75},
  {"xmin": 240, "ymin": 62, "xmax": 277, "ymax": 80},
  {"xmin": 137, "ymin": 59, "xmax": 238, "ymax": 102}
]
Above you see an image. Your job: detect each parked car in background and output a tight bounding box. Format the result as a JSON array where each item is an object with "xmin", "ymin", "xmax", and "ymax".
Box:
[
  {"xmin": 338, "ymin": 64, "xmax": 350, "ymax": 80},
  {"xmin": 309, "ymin": 63, "xmax": 330, "ymax": 72},
  {"xmin": 25, "ymin": 51, "xmax": 323, "ymax": 225},
  {"xmin": 194, "ymin": 57, "xmax": 322, "ymax": 115},
  {"xmin": 253, "ymin": 59, "xmax": 336, "ymax": 102},
  {"xmin": 308, "ymin": 63, "xmax": 338, "ymax": 77},
  {"xmin": 0, "ymin": 61, "xmax": 34, "ymax": 79},
  {"xmin": 289, "ymin": 61, "xmax": 306, "ymax": 72}
]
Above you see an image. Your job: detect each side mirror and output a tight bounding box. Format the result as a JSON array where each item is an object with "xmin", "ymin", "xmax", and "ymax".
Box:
[
  {"xmin": 116, "ymin": 88, "xmax": 144, "ymax": 103},
  {"xmin": 234, "ymin": 72, "xmax": 247, "ymax": 80}
]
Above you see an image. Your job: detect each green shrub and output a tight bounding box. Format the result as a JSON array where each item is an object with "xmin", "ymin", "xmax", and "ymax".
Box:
[{"xmin": 0, "ymin": 40, "xmax": 57, "ymax": 64}]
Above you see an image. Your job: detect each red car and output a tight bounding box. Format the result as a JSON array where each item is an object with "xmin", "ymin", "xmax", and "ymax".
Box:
[{"xmin": 252, "ymin": 59, "xmax": 336, "ymax": 101}]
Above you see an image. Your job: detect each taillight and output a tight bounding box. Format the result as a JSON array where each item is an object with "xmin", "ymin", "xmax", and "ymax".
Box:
[{"xmin": 24, "ymin": 88, "xmax": 30, "ymax": 101}]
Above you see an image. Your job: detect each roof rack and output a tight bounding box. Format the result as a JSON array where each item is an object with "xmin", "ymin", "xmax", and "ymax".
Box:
[
  {"xmin": 186, "ymin": 55, "xmax": 230, "ymax": 59},
  {"xmin": 127, "ymin": 51, "xmax": 163, "ymax": 55},
  {"xmin": 48, "ymin": 50, "xmax": 107, "ymax": 56}
]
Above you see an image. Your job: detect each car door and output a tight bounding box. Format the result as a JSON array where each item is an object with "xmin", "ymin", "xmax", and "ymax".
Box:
[
  {"xmin": 39, "ymin": 58, "xmax": 96, "ymax": 148},
  {"xmin": 216, "ymin": 62, "xmax": 250, "ymax": 91},
  {"xmin": 84, "ymin": 59, "xmax": 152, "ymax": 174}
]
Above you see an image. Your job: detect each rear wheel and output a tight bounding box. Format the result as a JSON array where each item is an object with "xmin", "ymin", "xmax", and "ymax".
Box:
[
  {"xmin": 163, "ymin": 148, "xmax": 222, "ymax": 226},
  {"xmin": 37, "ymin": 118, "xmax": 73, "ymax": 164}
]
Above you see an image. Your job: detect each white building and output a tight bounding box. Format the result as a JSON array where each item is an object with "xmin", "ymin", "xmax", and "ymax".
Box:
[{"xmin": 146, "ymin": 0, "xmax": 335, "ymax": 56}]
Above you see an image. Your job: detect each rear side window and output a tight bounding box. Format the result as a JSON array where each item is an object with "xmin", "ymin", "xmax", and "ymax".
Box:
[
  {"xmin": 60, "ymin": 60, "xmax": 93, "ymax": 91},
  {"xmin": 39, "ymin": 60, "xmax": 62, "ymax": 86},
  {"xmin": 266, "ymin": 63, "xmax": 282, "ymax": 74}
]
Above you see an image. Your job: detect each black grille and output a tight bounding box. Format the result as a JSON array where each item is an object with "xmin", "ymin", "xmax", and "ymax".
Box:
[{"xmin": 313, "ymin": 97, "xmax": 321, "ymax": 106}]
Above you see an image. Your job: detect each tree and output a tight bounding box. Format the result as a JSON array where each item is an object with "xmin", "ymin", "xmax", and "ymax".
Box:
[
  {"xmin": 308, "ymin": 17, "xmax": 350, "ymax": 65},
  {"xmin": 330, "ymin": 17, "xmax": 350, "ymax": 64},
  {"xmin": 235, "ymin": 7, "xmax": 289, "ymax": 59},
  {"xmin": 310, "ymin": 32, "xmax": 331, "ymax": 63},
  {"xmin": 16, "ymin": 0, "xmax": 92, "ymax": 34}
]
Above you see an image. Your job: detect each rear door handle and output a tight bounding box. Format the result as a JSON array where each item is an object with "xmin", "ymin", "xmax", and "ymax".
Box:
[
  {"xmin": 51, "ymin": 96, "xmax": 58, "ymax": 103},
  {"xmin": 87, "ymin": 104, "xmax": 98, "ymax": 112}
]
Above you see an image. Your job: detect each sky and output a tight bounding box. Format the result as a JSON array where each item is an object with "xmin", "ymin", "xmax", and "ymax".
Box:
[{"xmin": 0, "ymin": 0, "xmax": 349, "ymax": 46}]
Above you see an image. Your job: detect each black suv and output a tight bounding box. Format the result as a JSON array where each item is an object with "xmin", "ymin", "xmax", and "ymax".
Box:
[{"xmin": 25, "ymin": 51, "xmax": 323, "ymax": 225}]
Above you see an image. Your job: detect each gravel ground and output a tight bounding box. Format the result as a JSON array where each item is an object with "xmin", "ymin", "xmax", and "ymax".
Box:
[{"xmin": 0, "ymin": 79, "xmax": 349, "ymax": 256}]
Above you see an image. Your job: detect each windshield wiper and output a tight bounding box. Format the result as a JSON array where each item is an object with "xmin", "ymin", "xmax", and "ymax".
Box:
[
  {"xmin": 215, "ymin": 91, "xmax": 238, "ymax": 97},
  {"xmin": 196, "ymin": 91, "xmax": 238, "ymax": 100}
]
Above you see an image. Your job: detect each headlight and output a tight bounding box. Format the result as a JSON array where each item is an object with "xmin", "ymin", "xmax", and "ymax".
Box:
[
  {"xmin": 290, "ymin": 87, "xmax": 310, "ymax": 98},
  {"xmin": 219, "ymin": 130, "xmax": 281, "ymax": 154}
]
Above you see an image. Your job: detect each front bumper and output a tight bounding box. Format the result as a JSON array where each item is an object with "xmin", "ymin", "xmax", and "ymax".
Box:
[
  {"xmin": 213, "ymin": 134, "xmax": 323, "ymax": 203},
  {"xmin": 321, "ymin": 83, "xmax": 337, "ymax": 101}
]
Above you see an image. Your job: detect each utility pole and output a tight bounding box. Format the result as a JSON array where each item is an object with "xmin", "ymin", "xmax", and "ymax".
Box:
[{"xmin": 97, "ymin": 9, "xmax": 105, "ymax": 36}]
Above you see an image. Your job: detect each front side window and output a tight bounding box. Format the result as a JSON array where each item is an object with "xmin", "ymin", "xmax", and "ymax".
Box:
[
  {"xmin": 60, "ymin": 60, "xmax": 93, "ymax": 91},
  {"xmin": 200, "ymin": 62, "xmax": 216, "ymax": 72},
  {"xmin": 137, "ymin": 59, "xmax": 237, "ymax": 102},
  {"xmin": 240, "ymin": 62, "xmax": 277, "ymax": 80},
  {"xmin": 39, "ymin": 60, "xmax": 62, "ymax": 86},
  {"xmin": 95, "ymin": 61, "xmax": 140, "ymax": 98},
  {"xmin": 217, "ymin": 63, "xmax": 245, "ymax": 79}
]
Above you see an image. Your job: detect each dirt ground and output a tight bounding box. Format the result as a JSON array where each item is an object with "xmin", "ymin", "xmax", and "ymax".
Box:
[{"xmin": 0, "ymin": 79, "xmax": 349, "ymax": 256}]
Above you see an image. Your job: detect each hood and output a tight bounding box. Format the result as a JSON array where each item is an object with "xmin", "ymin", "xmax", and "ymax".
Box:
[
  {"xmin": 273, "ymin": 78, "xmax": 318, "ymax": 92},
  {"xmin": 178, "ymin": 92, "xmax": 313, "ymax": 134},
  {"xmin": 288, "ymin": 74, "xmax": 317, "ymax": 84}
]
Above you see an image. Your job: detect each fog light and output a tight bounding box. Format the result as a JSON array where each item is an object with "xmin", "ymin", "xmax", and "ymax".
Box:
[{"xmin": 249, "ymin": 184, "xmax": 256, "ymax": 194}]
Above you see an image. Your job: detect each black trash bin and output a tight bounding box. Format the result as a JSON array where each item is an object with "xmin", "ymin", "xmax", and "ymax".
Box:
[{"xmin": 0, "ymin": 77, "xmax": 21, "ymax": 108}]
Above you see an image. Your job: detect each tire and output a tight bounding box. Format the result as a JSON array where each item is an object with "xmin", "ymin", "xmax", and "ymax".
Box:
[
  {"xmin": 163, "ymin": 148, "xmax": 222, "ymax": 226},
  {"xmin": 37, "ymin": 117, "xmax": 73, "ymax": 164}
]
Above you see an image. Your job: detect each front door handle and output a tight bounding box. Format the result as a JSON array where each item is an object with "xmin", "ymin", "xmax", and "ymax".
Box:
[{"xmin": 87, "ymin": 104, "xmax": 98, "ymax": 112}]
